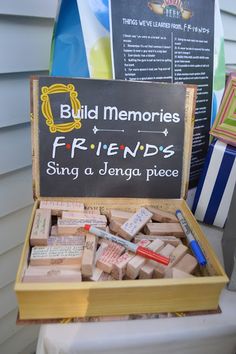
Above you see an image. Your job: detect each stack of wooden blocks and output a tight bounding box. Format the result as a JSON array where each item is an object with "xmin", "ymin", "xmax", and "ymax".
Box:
[{"xmin": 23, "ymin": 200, "xmax": 200, "ymax": 284}]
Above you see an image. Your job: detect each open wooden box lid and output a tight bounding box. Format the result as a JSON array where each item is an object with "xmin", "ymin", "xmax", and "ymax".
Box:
[{"xmin": 31, "ymin": 76, "xmax": 197, "ymax": 201}]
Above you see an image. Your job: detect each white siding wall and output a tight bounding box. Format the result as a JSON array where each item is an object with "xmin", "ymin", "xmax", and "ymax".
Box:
[
  {"xmin": 219, "ymin": 0, "xmax": 236, "ymax": 68},
  {"xmin": 0, "ymin": 1, "xmax": 235, "ymax": 353},
  {"xmin": 0, "ymin": 1, "xmax": 57, "ymax": 353}
]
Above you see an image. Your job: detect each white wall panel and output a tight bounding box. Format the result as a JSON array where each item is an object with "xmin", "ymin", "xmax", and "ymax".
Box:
[
  {"xmin": 0, "ymin": 71, "xmax": 48, "ymax": 128},
  {"xmin": 219, "ymin": 0, "xmax": 236, "ymax": 15},
  {"xmin": 0, "ymin": 16, "xmax": 53, "ymax": 74},
  {"xmin": 0, "ymin": 309, "xmax": 21, "ymax": 345},
  {"xmin": 0, "ymin": 325, "xmax": 39, "ymax": 354},
  {"xmin": 0, "ymin": 206, "xmax": 32, "ymax": 256},
  {"xmin": 224, "ymin": 40, "xmax": 236, "ymax": 66},
  {"xmin": 0, "ymin": 3, "xmax": 55, "ymax": 353},
  {"xmin": 0, "ymin": 124, "xmax": 31, "ymax": 175},
  {"xmin": 221, "ymin": 12, "xmax": 236, "ymax": 41},
  {"xmin": 0, "ymin": 0, "xmax": 57, "ymax": 18},
  {"xmin": 0, "ymin": 245, "xmax": 23, "ymax": 288},
  {"xmin": 0, "ymin": 167, "xmax": 33, "ymax": 218},
  {"xmin": 19, "ymin": 340, "xmax": 38, "ymax": 354},
  {"xmin": 0, "ymin": 282, "xmax": 17, "ymax": 318}
]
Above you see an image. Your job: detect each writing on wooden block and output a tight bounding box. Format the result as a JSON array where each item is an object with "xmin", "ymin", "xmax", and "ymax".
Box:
[
  {"xmin": 147, "ymin": 206, "xmax": 179, "ymax": 223},
  {"xmin": 165, "ymin": 267, "xmax": 195, "ymax": 279},
  {"xmin": 23, "ymin": 266, "xmax": 82, "ymax": 282},
  {"xmin": 112, "ymin": 238, "xmax": 151, "ymax": 280},
  {"xmin": 139, "ymin": 239, "xmax": 165, "ymax": 279},
  {"xmin": 30, "ymin": 209, "xmax": 51, "ymax": 246},
  {"xmin": 81, "ymin": 234, "xmax": 97, "ymax": 277},
  {"xmin": 151, "ymin": 244, "xmax": 176, "ymax": 279},
  {"xmin": 126, "ymin": 239, "xmax": 153, "ymax": 279},
  {"xmin": 134, "ymin": 234, "xmax": 181, "ymax": 247},
  {"xmin": 30, "ymin": 245, "xmax": 84, "ymax": 266},
  {"xmin": 62, "ymin": 212, "xmax": 107, "ymax": 224},
  {"xmin": 96, "ymin": 242, "xmax": 109, "ymax": 261},
  {"xmin": 175, "ymin": 253, "xmax": 198, "ymax": 274},
  {"xmin": 108, "ymin": 210, "xmax": 134, "ymax": 224},
  {"xmin": 89, "ymin": 242, "xmax": 110, "ymax": 281},
  {"xmin": 96, "ymin": 243, "xmax": 125, "ymax": 273},
  {"xmin": 40, "ymin": 200, "xmax": 84, "ymax": 215},
  {"xmin": 168, "ymin": 244, "xmax": 188, "ymax": 268},
  {"xmin": 111, "ymin": 252, "xmax": 134, "ymax": 280},
  {"xmin": 57, "ymin": 218, "xmax": 106, "ymax": 235},
  {"xmin": 144, "ymin": 223, "xmax": 185, "ymax": 237},
  {"xmin": 84, "ymin": 206, "xmax": 101, "ymax": 214},
  {"xmin": 120, "ymin": 208, "xmax": 153, "ymax": 240},
  {"xmin": 48, "ymin": 236, "xmax": 85, "ymax": 246}
]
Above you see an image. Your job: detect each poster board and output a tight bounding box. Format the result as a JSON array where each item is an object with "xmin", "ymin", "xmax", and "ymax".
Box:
[{"xmin": 109, "ymin": 0, "xmax": 215, "ymax": 188}]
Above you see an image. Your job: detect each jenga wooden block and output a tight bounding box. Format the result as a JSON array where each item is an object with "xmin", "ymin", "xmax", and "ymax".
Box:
[
  {"xmin": 57, "ymin": 218, "xmax": 106, "ymax": 235},
  {"xmin": 167, "ymin": 244, "xmax": 188, "ymax": 268},
  {"xmin": 23, "ymin": 266, "xmax": 82, "ymax": 282},
  {"xmin": 159, "ymin": 244, "xmax": 176, "ymax": 257},
  {"xmin": 112, "ymin": 239, "xmax": 151, "ymax": 280},
  {"xmin": 84, "ymin": 206, "xmax": 101, "ymax": 214},
  {"xmin": 164, "ymin": 267, "xmax": 195, "ymax": 279},
  {"xmin": 96, "ymin": 243, "xmax": 125, "ymax": 273},
  {"xmin": 152, "ymin": 244, "xmax": 175, "ymax": 279},
  {"xmin": 62, "ymin": 212, "xmax": 107, "ymax": 224},
  {"xmin": 98, "ymin": 272, "xmax": 114, "ymax": 281},
  {"xmin": 81, "ymin": 234, "xmax": 97, "ymax": 277},
  {"xmin": 109, "ymin": 219, "xmax": 123, "ymax": 235},
  {"xmin": 48, "ymin": 236, "xmax": 85, "ymax": 246},
  {"xmin": 123, "ymin": 274, "xmax": 133, "ymax": 280},
  {"xmin": 120, "ymin": 208, "xmax": 153, "ymax": 240},
  {"xmin": 175, "ymin": 254, "xmax": 198, "ymax": 274},
  {"xmin": 24, "ymin": 264, "xmax": 82, "ymax": 271},
  {"xmin": 95, "ymin": 242, "xmax": 109, "ymax": 261},
  {"xmin": 40, "ymin": 200, "xmax": 84, "ymax": 216},
  {"xmin": 88, "ymin": 242, "xmax": 109, "ymax": 281},
  {"xmin": 147, "ymin": 206, "xmax": 179, "ymax": 223},
  {"xmin": 30, "ymin": 209, "xmax": 51, "ymax": 246},
  {"xmin": 90, "ymin": 267, "xmax": 115, "ymax": 281},
  {"xmin": 90, "ymin": 267, "xmax": 104, "ymax": 281},
  {"xmin": 126, "ymin": 239, "xmax": 158, "ymax": 279},
  {"xmin": 111, "ymin": 252, "xmax": 134, "ymax": 280},
  {"xmin": 153, "ymin": 263, "xmax": 166, "ymax": 279},
  {"xmin": 134, "ymin": 234, "xmax": 181, "ymax": 247},
  {"xmin": 139, "ymin": 241, "xmax": 170, "ymax": 279},
  {"xmin": 30, "ymin": 245, "xmax": 83, "ymax": 266},
  {"xmin": 144, "ymin": 223, "xmax": 185, "ymax": 237},
  {"xmin": 108, "ymin": 210, "xmax": 134, "ymax": 224}
]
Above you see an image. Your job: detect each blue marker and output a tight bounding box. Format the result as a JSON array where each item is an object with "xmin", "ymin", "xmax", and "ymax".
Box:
[{"xmin": 175, "ymin": 210, "xmax": 207, "ymax": 266}]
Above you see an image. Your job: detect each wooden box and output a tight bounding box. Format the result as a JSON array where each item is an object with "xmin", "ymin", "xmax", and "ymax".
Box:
[{"xmin": 15, "ymin": 77, "xmax": 228, "ymax": 320}]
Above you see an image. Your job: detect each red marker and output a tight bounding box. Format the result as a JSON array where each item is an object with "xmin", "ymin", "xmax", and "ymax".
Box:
[{"xmin": 84, "ymin": 224, "xmax": 169, "ymax": 266}]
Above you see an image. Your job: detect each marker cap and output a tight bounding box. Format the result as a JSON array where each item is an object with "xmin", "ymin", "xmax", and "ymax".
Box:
[
  {"xmin": 84, "ymin": 224, "xmax": 91, "ymax": 231},
  {"xmin": 136, "ymin": 246, "xmax": 169, "ymax": 265}
]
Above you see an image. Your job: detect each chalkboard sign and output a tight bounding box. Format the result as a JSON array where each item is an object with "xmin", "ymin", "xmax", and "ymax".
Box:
[{"xmin": 33, "ymin": 76, "xmax": 193, "ymax": 198}]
